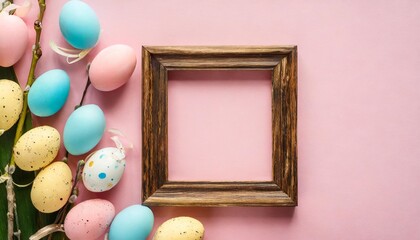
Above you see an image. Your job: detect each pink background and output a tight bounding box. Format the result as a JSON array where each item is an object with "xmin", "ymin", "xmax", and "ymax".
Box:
[
  {"xmin": 14, "ymin": 0, "xmax": 420, "ymax": 239},
  {"xmin": 168, "ymin": 70, "xmax": 272, "ymax": 181}
]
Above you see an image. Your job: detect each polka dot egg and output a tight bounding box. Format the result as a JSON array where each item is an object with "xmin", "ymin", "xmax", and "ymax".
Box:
[
  {"xmin": 13, "ymin": 126, "xmax": 60, "ymax": 171},
  {"xmin": 82, "ymin": 147, "xmax": 126, "ymax": 192},
  {"xmin": 0, "ymin": 79, "xmax": 23, "ymax": 134},
  {"xmin": 64, "ymin": 199, "xmax": 115, "ymax": 240}
]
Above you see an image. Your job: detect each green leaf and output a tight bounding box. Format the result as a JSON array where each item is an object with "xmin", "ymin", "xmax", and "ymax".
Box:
[
  {"xmin": 0, "ymin": 67, "xmax": 62, "ymax": 240},
  {"xmin": 0, "ymin": 66, "xmax": 36, "ymax": 239}
]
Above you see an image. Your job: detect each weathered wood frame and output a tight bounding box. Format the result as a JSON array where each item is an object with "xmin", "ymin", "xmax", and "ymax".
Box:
[{"xmin": 142, "ymin": 46, "xmax": 297, "ymax": 207}]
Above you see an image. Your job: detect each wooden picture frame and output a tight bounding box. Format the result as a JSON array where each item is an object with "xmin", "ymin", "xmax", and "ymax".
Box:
[{"xmin": 142, "ymin": 46, "xmax": 297, "ymax": 207}]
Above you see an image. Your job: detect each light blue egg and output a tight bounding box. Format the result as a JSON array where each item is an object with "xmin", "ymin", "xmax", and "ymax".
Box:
[
  {"xmin": 63, "ymin": 104, "xmax": 105, "ymax": 155},
  {"xmin": 28, "ymin": 69, "xmax": 70, "ymax": 117},
  {"xmin": 59, "ymin": 0, "xmax": 100, "ymax": 49},
  {"xmin": 109, "ymin": 205, "xmax": 154, "ymax": 240}
]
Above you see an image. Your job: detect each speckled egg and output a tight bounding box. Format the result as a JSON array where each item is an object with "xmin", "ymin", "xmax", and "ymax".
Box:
[
  {"xmin": 64, "ymin": 199, "xmax": 115, "ymax": 240},
  {"xmin": 0, "ymin": 14, "xmax": 28, "ymax": 67},
  {"xmin": 153, "ymin": 217, "xmax": 205, "ymax": 240},
  {"xmin": 28, "ymin": 69, "xmax": 70, "ymax": 117},
  {"xmin": 89, "ymin": 44, "xmax": 137, "ymax": 91},
  {"xmin": 63, "ymin": 104, "xmax": 106, "ymax": 155},
  {"xmin": 82, "ymin": 147, "xmax": 126, "ymax": 192},
  {"xmin": 31, "ymin": 162, "xmax": 72, "ymax": 213},
  {"xmin": 13, "ymin": 126, "xmax": 60, "ymax": 171},
  {"xmin": 109, "ymin": 205, "xmax": 154, "ymax": 240},
  {"xmin": 0, "ymin": 79, "xmax": 23, "ymax": 134},
  {"xmin": 59, "ymin": 0, "xmax": 100, "ymax": 49}
]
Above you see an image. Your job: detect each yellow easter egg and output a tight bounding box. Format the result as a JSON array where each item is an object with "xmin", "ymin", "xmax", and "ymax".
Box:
[
  {"xmin": 13, "ymin": 126, "xmax": 60, "ymax": 171},
  {"xmin": 153, "ymin": 217, "xmax": 205, "ymax": 240},
  {"xmin": 31, "ymin": 161, "xmax": 72, "ymax": 213},
  {"xmin": 0, "ymin": 79, "xmax": 23, "ymax": 134}
]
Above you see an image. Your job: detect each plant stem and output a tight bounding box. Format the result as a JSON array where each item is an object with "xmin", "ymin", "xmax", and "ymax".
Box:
[
  {"xmin": 78, "ymin": 77, "xmax": 91, "ymax": 108},
  {"xmin": 65, "ymin": 68, "xmax": 91, "ymax": 157},
  {"xmin": 11, "ymin": 0, "xmax": 46, "ymax": 165},
  {"xmin": 47, "ymin": 160, "xmax": 84, "ymax": 240},
  {"xmin": 6, "ymin": 171, "xmax": 15, "ymax": 240},
  {"xmin": 7, "ymin": 1, "xmax": 46, "ymax": 240}
]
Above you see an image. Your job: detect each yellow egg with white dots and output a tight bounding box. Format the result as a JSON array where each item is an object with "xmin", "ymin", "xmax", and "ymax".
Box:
[
  {"xmin": 31, "ymin": 161, "xmax": 72, "ymax": 213},
  {"xmin": 13, "ymin": 126, "xmax": 61, "ymax": 171},
  {"xmin": 0, "ymin": 79, "xmax": 23, "ymax": 135}
]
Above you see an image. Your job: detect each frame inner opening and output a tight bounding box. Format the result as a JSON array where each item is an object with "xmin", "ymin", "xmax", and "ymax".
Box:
[{"xmin": 167, "ymin": 70, "xmax": 273, "ymax": 181}]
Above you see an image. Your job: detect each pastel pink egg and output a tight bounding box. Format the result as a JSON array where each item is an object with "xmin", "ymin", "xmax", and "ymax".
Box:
[
  {"xmin": 64, "ymin": 199, "xmax": 115, "ymax": 240},
  {"xmin": 89, "ymin": 44, "xmax": 137, "ymax": 91},
  {"xmin": 0, "ymin": 14, "xmax": 28, "ymax": 67}
]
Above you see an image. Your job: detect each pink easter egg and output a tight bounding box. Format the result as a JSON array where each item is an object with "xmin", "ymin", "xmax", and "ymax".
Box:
[
  {"xmin": 0, "ymin": 14, "xmax": 28, "ymax": 67},
  {"xmin": 64, "ymin": 199, "xmax": 115, "ymax": 240},
  {"xmin": 89, "ymin": 44, "xmax": 137, "ymax": 91}
]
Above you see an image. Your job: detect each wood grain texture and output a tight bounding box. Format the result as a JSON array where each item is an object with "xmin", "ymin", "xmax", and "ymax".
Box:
[{"xmin": 142, "ymin": 46, "xmax": 297, "ymax": 207}]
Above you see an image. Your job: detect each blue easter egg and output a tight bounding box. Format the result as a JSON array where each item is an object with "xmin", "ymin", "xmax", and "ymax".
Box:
[
  {"xmin": 109, "ymin": 205, "xmax": 154, "ymax": 240},
  {"xmin": 59, "ymin": 0, "xmax": 100, "ymax": 49},
  {"xmin": 28, "ymin": 69, "xmax": 70, "ymax": 117},
  {"xmin": 63, "ymin": 104, "xmax": 105, "ymax": 155}
]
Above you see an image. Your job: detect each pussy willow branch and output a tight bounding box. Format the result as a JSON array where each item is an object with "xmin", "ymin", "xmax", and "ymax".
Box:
[
  {"xmin": 7, "ymin": 1, "xmax": 46, "ymax": 240},
  {"xmin": 44, "ymin": 160, "xmax": 84, "ymax": 240}
]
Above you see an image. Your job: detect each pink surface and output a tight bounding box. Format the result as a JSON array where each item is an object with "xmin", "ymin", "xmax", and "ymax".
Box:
[
  {"xmin": 13, "ymin": 0, "xmax": 420, "ymax": 239},
  {"xmin": 168, "ymin": 70, "xmax": 272, "ymax": 181}
]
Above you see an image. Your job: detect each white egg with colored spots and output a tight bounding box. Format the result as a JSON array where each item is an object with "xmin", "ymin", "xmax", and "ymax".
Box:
[
  {"xmin": 13, "ymin": 126, "xmax": 60, "ymax": 171},
  {"xmin": 31, "ymin": 162, "xmax": 72, "ymax": 213},
  {"xmin": 82, "ymin": 147, "xmax": 126, "ymax": 192},
  {"xmin": 0, "ymin": 79, "xmax": 23, "ymax": 134},
  {"xmin": 153, "ymin": 217, "xmax": 205, "ymax": 240},
  {"xmin": 64, "ymin": 199, "xmax": 115, "ymax": 240}
]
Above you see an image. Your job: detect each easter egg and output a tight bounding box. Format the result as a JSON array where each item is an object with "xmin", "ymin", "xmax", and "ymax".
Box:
[
  {"xmin": 28, "ymin": 69, "xmax": 70, "ymax": 117},
  {"xmin": 64, "ymin": 199, "xmax": 115, "ymax": 240},
  {"xmin": 59, "ymin": 0, "xmax": 100, "ymax": 49},
  {"xmin": 82, "ymin": 147, "xmax": 126, "ymax": 192},
  {"xmin": 89, "ymin": 44, "xmax": 137, "ymax": 91},
  {"xmin": 31, "ymin": 161, "xmax": 72, "ymax": 213},
  {"xmin": 0, "ymin": 80, "xmax": 23, "ymax": 133},
  {"xmin": 109, "ymin": 205, "xmax": 154, "ymax": 240},
  {"xmin": 63, "ymin": 104, "xmax": 106, "ymax": 155},
  {"xmin": 0, "ymin": 14, "xmax": 28, "ymax": 67},
  {"xmin": 153, "ymin": 217, "xmax": 205, "ymax": 240},
  {"xmin": 13, "ymin": 126, "xmax": 60, "ymax": 171}
]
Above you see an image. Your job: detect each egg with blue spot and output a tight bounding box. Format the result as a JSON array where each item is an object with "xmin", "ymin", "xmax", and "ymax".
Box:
[
  {"xmin": 63, "ymin": 104, "xmax": 105, "ymax": 155},
  {"xmin": 82, "ymin": 147, "xmax": 126, "ymax": 192},
  {"xmin": 28, "ymin": 69, "xmax": 70, "ymax": 117},
  {"xmin": 109, "ymin": 205, "xmax": 154, "ymax": 240},
  {"xmin": 59, "ymin": 0, "xmax": 100, "ymax": 49}
]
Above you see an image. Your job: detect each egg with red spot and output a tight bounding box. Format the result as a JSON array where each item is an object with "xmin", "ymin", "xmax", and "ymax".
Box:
[
  {"xmin": 0, "ymin": 14, "xmax": 28, "ymax": 67},
  {"xmin": 64, "ymin": 199, "xmax": 115, "ymax": 240},
  {"xmin": 89, "ymin": 44, "xmax": 137, "ymax": 91}
]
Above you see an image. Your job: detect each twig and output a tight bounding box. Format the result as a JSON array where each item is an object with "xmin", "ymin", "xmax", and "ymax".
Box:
[
  {"xmin": 51, "ymin": 67, "xmax": 91, "ymax": 239},
  {"xmin": 47, "ymin": 160, "xmax": 84, "ymax": 240},
  {"xmin": 6, "ymin": 166, "xmax": 15, "ymax": 240},
  {"xmin": 65, "ymin": 65, "xmax": 91, "ymax": 158},
  {"xmin": 7, "ymin": 1, "xmax": 46, "ymax": 239}
]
